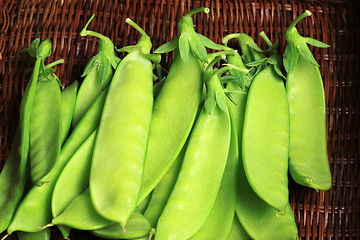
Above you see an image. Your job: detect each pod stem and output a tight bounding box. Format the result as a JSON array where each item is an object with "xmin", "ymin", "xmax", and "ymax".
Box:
[
  {"xmin": 259, "ymin": 31, "xmax": 272, "ymax": 47},
  {"xmin": 37, "ymin": 223, "xmax": 54, "ymax": 230},
  {"xmin": 1, "ymin": 234, "xmax": 9, "ymax": 240},
  {"xmin": 184, "ymin": 7, "xmax": 210, "ymax": 18},
  {"xmin": 205, "ymin": 55, "xmax": 226, "ymax": 72},
  {"xmin": 222, "ymin": 33, "xmax": 243, "ymax": 46},
  {"xmin": 287, "ymin": 10, "xmax": 312, "ymax": 31},
  {"xmin": 125, "ymin": 18, "xmax": 149, "ymax": 37},
  {"xmin": 45, "ymin": 59, "xmax": 64, "ymax": 69},
  {"xmin": 80, "ymin": 14, "xmax": 108, "ymax": 41}
]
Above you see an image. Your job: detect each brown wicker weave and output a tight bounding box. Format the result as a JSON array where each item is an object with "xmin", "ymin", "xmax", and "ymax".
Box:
[{"xmin": 0, "ymin": 0, "xmax": 359, "ymax": 239}]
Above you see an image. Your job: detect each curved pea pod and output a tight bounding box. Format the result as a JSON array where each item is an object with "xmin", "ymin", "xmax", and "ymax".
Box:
[
  {"xmin": 226, "ymin": 217, "xmax": 251, "ymax": 240},
  {"xmin": 137, "ymin": 193, "xmax": 152, "ymax": 214},
  {"xmin": 16, "ymin": 229, "xmax": 51, "ymax": 240},
  {"xmin": 6, "ymin": 127, "xmax": 99, "ymax": 235},
  {"xmin": 51, "ymin": 130, "xmax": 97, "ymax": 238},
  {"xmin": 143, "ymin": 145, "xmax": 185, "ymax": 227},
  {"xmin": 60, "ymin": 81, "xmax": 78, "ymax": 144},
  {"xmin": 242, "ymin": 66, "xmax": 289, "ymax": 212},
  {"xmin": 29, "ymin": 72, "xmax": 62, "ymax": 185},
  {"xmin": 284, "ymin": 10, "xmax": 331, "ymax": 190},
  {"xmin": 90, "ymin": 19, "xmax": 155, "ymax": 227},
  {"xmin": 49, "ymin": 189, "xmax": 113, "ymax": 230},
  {"xmin": 90, "ymin": 211, "xmax": 152, "ymax": 240},
  {"xmin": 155, "ymin": 102, "xmax": 231, "ymax": 240},
  {"xmin": 72, "ymin": 14, "xmax": 120, "ymax": 129},
  {"xmin": 189, "ymin": 111, "xmax": 237, "ymax": 240},
  {"xmin": 0, "ymin": 39, "xmax": 51, "ymax": 233},
  {"xmin": 236, "ymin": 148, "xmax": 298, "ymax": 239}
]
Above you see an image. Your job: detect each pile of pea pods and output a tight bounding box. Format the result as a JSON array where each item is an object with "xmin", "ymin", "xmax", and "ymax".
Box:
[{"xmin": 0, "ymin": 7, "xmax": 332, "ymax": 240}]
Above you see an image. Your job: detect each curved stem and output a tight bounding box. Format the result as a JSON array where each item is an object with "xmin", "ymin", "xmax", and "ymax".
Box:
[
  {"xmin": 205, "ymin": 55, "xmax": 226, "ymax": 72},
  {"xmin": 259, "ymin": 31, "xmax": 272, "ymax": 47},
  {"xmin": 287, "ymin": 10, "xmax": 311, "ymax": 30},
  {"xmin": 80, "ymin": 14, "xmax": 108, "ymax": 41},
  {"xmin": 125, "ymin": 18, "xmax": 148, "ymax": 37},
  {"xmin": 222, "ymin": 33, "xmax": 243, "ymax": 46},
  {"xmin": 45, "ymin": 59, "xmax": 64, "ymax": 69},
  {"xmin": 184, "ymin": 7, "xmax": 210, "ymax": 18},
  {"xmin": 1, "ymin": 233, "xmax": 9, "ymax": 240}
]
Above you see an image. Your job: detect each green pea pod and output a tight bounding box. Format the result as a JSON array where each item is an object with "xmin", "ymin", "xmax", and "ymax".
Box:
[
  {"xmin": 50, "ymin": 188, "xmax": 113, "ymax": 230},
  {"xmin": 6, "ymin": 88, "xmax": 105, "ymax": 235},
  {"xmin": 236, "ymin": 146, "xmax": 298, "ymax": 239},
  {"xmin": 226, "ymin": 217, "xmax": 251, "ymax": 240},
  {"xmin": 242, "ymin": 65, "xmax": 289, "ymax": 212},
  {"xmin": 16, "ymin": 229, "xmax": 51, "ymax": 240},
  {"xmin": 51, "ymin": 129, "xmax": 97, "ymax": 239},
  {"xmin": 71, "ymin": 14, "xmax": 120, "ymax": 129},
  {"xmin": 189, "ymin": 108, "xmax": 237, "ymax": 240},
  {"xmin": 90, "ymin": 211, "xmax": 152, "ymax": 239},
  {"xmin": 29, "ymin": 69, "xmax": 62, "ymax": 186},
  {"xmin": 137, "ymin": 193, "xmax": 152, "ymax": 214},
  {"xmin": 143, "ymin": 145, "xmax": 185, "ymax": 227},
  {"xmin": 60, "ymin": 81, "xmax": 78, "ymax": 144},
  {"xmin": 90, "ymin": 19, "xmax": 155, "ymax": 228},
  {"xmin": 0, "ymin": 39, "xmax": 51, "ymax": 233},
  {"xmin": 139, "ymin": 8, "xmax": 209, "ymax": 204},
  {"xmin": 284, "ymin": 10, "xmax": 331, "ymax": 190},
  {"xmin": 155, "ymin": 74, "xmax": 231, "ymax": 239}
]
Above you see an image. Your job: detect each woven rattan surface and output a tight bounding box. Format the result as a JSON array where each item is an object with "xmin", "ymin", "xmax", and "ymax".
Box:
[{"xmin": 0, "ymin": 0, "xmax": 359, "ymax": 239}]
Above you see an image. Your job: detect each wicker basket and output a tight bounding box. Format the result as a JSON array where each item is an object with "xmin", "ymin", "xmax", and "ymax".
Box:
[{"xmin": 0, "ymin": 0, "xmax": 359, "ymax": 239}]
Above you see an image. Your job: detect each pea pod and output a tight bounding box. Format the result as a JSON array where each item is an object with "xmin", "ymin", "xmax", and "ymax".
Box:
[
  {"xmin": 49, "ymin": 188, "xmax": 113, "ymax": 230},
  {"xmin": 155, "ymin": 69, "xmax": 231, "ymax": 240},
  {"xmin": 284, "ymin": 10, "xmax": 332, "ymax": 190},
  {"xmin": 51, "ymin": 129, "xmax": 97, "ymax": 239},
  {"xmin": 29, "ymin": 61, "xmax": 62, "ymax": 185},
  {"xmin": 90, "ymin": 211, "xmax": 152, "ymax": 239},
  {"xmin": 226, "ymin": 217, "xmax": 251, "ymax": 240},
  {"xmin": 5, "ymin": 87, "xmax": 105, "ymax": 235},
  {"xmin": 16, "ymin": 229, "xmax": 51, "ymax": 240},
  {"xmin": 139, "ymin": 7, "xmax": 226, "ymax": 203},
  {"xmin": 71, "ymin": 14, "xmax": 120, "ymax": 128},
  {"xmin": 90, "ymin": 19, "xmax": 157, "ymax": 227},
  {"xmin": 0, "ymin": 39, "xmax": 51, "ymax": 233},
  {"xmin": 189, "ymin": 107, "xmax": 237, "ymax": 240},
  {"xmin": 60, "ymin": 81, "xmax": 78, "ymax": 144}
]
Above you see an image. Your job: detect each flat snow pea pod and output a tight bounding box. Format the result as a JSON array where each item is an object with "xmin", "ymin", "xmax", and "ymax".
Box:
[
  {"xmin": 71, "ymin": 14, "xmax": 120, "ymax": 129},
  {"xmin": 60, "ymin": 81, "xmax": 78, "ymax": 144},
  {"xmin": 29, "ymin": 66, "xmax": 62, "ymax": 185},
  {"xmin": 226, "ymin": 217, "xmax": 251, "ymax": 240},
  {"xmin": 16, "ymin": 229, "xmax": 51, "ymax": 240},
  {"xmin": 284, "ymin": 10, "xmax": 331, "ymax": 190},
  {"xmin": 139, "ymin": 8, "xmax": 213, "ymax": 204},
  {"xmin": 0, "ymin": 39, "xmax": 52, "ymax": 234},
  {"xmin": 155, "ymin": 73, "xmax": 231, "ymax": 240},
  {"xmin": 189, "ymin": 112, "xmax": 237, "ymax": 240},
  {"xmin": 48, "ymin": 189, "xmax": 113, "ymax": 230},
  {"xmin": 90, "ymin": 211, "xmax": 152, "ymax": 239},
  {"xmin": 143, "ymin": 145, "xmax": 185, "ymax": 227},
  {"xmin": 90, "ymin": 19, "xmax": 157, "ymax": 228},
  {"xmin": 137, "ymin": 193, "xmax": 152, "ymax": 214},
  {"xmin": 6, "ymin": 128, "xmax": 98, "ymax": 235},
  {"xmin": 51, "ymin": 130, "xmax": 97, "ymax": 239},
  {"xmin": 242, "ymin": 65, "xmax": 289, "ymax": 212}
]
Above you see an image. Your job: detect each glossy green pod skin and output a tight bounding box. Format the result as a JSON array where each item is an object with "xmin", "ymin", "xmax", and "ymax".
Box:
[
  {"xmin": 29, "ymin": 73, "xmax": 61, "ymax": 185},
  {"xmin": 226, "ymin": 217, "xmax": 251, "ymax": 240},
  {"xmin": 90, "ymin": 211, "xmax": 152, "ymax": 239},
  {"xmin": 0, "ymin": 39, "xmax": 51, "ymax": 233},
  {"xmin": 242, "ymin": 66, "xmax": 289, "ymax": 212},
  {"xmin": 90, "ymin": 20, "xmax": 154, "ymax": 227},
  {"xmin": 72, "ymin": 15, "xmax": 120, "ymax": 129},
  {"xmin": 51, "ymin": 130, "xmax": 97, "ymax": 238},
  {"xmin": 236, "ymin": 150, "xmax": 298, "ymax": 239},
  {"xmin": 155, "ymin": 104, "xmax": 231, "ymax": 240},
  {"xmin": 51, "ymin": 189, "xmax": 113, "ymax": 230},
  {"xmin": 6, "ymin": 101, "xmax": 103, "ymax": 235},
  {"xmin": 143, "ymin": 146, "xmax": 185, "ymax": 227},
  {"xmin": 189, "ymin": 112, "xmax": 237, "ymax": 240},
  {"xmin": 137, "ymin": 193, "xmax": 152, "ymax": 214},
  {"xmin": 284, "ymin": 11, "xmax": 331, "ymax": 190},
  {"xmin": 16, "ymin": 229, "xmax": 51, "ymax": 240},
  {"xmin": 287, "ymin": 57, "xmax": 331, "ymax": 189},
  {"xmin": 60, "ymin": 81, "xmax": 78, "ymax": 144}
]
